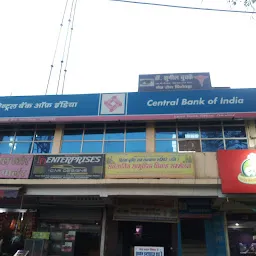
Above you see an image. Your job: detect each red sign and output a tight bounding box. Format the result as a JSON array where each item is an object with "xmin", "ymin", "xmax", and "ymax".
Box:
[{"xmin": 218, "ymin": 150, "xmax": 256, "ymax": 193}]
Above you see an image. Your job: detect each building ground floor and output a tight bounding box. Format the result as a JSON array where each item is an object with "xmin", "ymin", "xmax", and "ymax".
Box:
[{"xmin": 1, "ymin": 191, "xmax": 256, "ymax": 256}]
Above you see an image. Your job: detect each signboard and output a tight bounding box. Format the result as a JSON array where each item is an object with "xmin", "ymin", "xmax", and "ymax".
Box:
[
  {"xmin": 114, "ymin": 205, "xmax": 178, "ymax": 223},
  {"xmin": 218, "ymin": 150, "xmax": 256, "ymax": 194},
  {"xmin": 32, "ymin": 232, "xmax": 50, "ymax": 240},
  {"xmin": 105, "ymin": 153, "xmax": 195, "ymax": 179},
  {"xmin": 0, "ymin": 155, "xmax": 33, "ymax": 179},
  {"xmin": 134, "ymin": 247, "xmax": 164, "ymax": 256},
  {"xmin": 138, "ymin": 73, "xmax": 211, "ymax": 92},
  {"xmin": 30, "ymin": 154, "xmax": 104, "ymax": 179},
  {"xmin": 179, "ymin": 198, "xmax": 213, "ymax": 218},
  {"xmin": 0, "ymin": 89, "xmax": 256, "ymax": 123}
]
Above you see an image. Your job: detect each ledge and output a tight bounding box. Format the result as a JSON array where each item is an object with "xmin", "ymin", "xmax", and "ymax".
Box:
[{"xmin": 0, "ymin": 178, "xmax": 221, "ymax": 186}]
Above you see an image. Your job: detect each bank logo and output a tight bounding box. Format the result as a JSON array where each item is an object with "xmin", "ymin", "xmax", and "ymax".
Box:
[
  {"xmin": 238, "ymin": 153, "xmax": 256, "ymax": 184},
  {"xmin": 194, "ymin": 75, "xmax": 209, "ymax": 87},
  {"xmin": 100, "ymin": 93, "xmax": 126, "ymax": 115}
]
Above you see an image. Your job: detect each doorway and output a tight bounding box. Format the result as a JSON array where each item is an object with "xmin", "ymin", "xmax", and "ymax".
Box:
[{"xmin": 119, "ymin": 222, "xmax": 173, "ymax": 256}]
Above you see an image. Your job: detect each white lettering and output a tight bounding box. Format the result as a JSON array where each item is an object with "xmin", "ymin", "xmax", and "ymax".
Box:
[
  {"xmin": 181, "ymin": 97, "xmax": 205, "ymax": 105},
  {"xmin": 147, "ymin": 99, "xmax": 179, "ymax": 107}
]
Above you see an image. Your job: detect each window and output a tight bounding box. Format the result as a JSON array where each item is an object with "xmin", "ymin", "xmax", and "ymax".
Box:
[
  {"xmin": 155, "ymin": 121, "xmax": 248, "ymax": 152},
  {"xmin": 61, "ymin": 123, "xmax": 146, "ymax": 153},
  {"xmin": 0, "ymin": 125, "xmax": 55, "ymax": 154}
]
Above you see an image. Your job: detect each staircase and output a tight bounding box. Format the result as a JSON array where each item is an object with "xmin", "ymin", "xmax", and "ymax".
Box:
[{"xmin": 182, "ymin": 240, "xmax": 207, "ymax": 256}]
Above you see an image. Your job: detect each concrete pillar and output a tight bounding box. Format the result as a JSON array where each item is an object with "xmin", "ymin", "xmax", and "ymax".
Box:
[
  {"xmin": 245, "ymin": 120, "xmax": 256, "ymax": 149},
  {"xmin": 100, "ymin": 208, "xmax": 107, "ymax": 256},
  {"xmin": 146, "ymin": 122, "xmax": 155, "ymax": 153},
  {"xmin": 51, "ymin": 124, "xmax": 64, "ymax": 154}
]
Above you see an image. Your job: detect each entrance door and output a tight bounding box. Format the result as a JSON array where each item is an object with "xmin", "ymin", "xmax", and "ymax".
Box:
[{"xmin": 119, "ymin": 222, "xmax": 174, "ymax": 256}]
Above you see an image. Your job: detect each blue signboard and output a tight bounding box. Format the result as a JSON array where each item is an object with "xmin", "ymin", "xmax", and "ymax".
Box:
[
  {"xmin": 0, "ymin": 89, "xmax": 256, "ymax": 123},
  {"xmin": 138, "ymin": 73, "xmax": 212, "ymax": 92}
]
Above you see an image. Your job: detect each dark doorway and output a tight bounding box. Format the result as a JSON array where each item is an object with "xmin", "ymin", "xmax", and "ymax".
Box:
[
  {"xmin": 74, "ymin": 232, "xmax": 100, "ymax": 256},
  {"xmin": 119, "ymin": 222, "xmax": 173, "ymax": 256}
]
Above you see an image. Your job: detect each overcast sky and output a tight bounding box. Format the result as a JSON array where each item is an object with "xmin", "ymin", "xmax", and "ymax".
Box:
[{"xmin": 0, "ymin": 0, "xmax": 255, "ymax": 96}]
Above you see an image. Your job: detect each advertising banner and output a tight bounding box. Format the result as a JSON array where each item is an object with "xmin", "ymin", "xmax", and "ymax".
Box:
[
  {"xmin": 138, "ymin": 72, "xmax": 211, "ymax": 92},
  {"xmin": 114, "ymin": 205, "xmax": 178, "ymax": 223},
  {"xmin": 105, "ymin": 153, "xmax": 195, "ymax": 179},
  {"xmin": 30, "ymin": 154, "xmax": 104, "ymax": 179},
  {"xmin": 0, "ymin": 155, "xmax": 33, "ymax": 179},
  {"xmin": 1, "ymin": 89, "xmax": 256, "ymax": 123},
  {"xmin": 217, "ymin": 150, "xmax": 256, "ymax": 193},
  {"xmin": 134, "ymin": 247, "xmax": 164, "ymax": 256}
]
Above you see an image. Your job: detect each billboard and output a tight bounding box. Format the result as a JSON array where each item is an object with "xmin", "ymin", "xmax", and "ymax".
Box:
[
  {"xmin": 30, "ymin": 154, "xmax": 104, "ymax": 179},
  {"xmin": 105, "ymin": 153, "xmax": 195, "ymax": 179},
  {"xmin": 218, "ymin": 150, "xmax": 256, "ymax": 193},
  {"xmin": 138, "ymin": 72, "xmax": 211, "ymax": 92},
  {"xmin": 0, "ymin": 155, "xmax": 33, "ymax": 179},
  {"xmin": 0, "ymin": 89, "xmax": 256, "ymax": 123}
]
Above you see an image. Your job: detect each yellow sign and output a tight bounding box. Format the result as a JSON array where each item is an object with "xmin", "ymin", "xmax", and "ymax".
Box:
[{"xmin": 105, "ymin": 153, "xmax": 195, "ymax": 179}]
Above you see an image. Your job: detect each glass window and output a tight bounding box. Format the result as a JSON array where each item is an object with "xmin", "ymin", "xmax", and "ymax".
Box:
[
  {"xmin": 35, "ymin": 130, "xmax": 54, "ymax": 141},
  {"xmin": 62, "ymin": 129, "xmax": 83, "ymax": 140},
  {"xmin": 32, "ymin": 142, "xmax": 53, "ymax": 153},
  {"xmin": 82, "ymin": 141, "xmax": 103, "ymax": 153},
  {"xmin": 12, "ymin": 142, "xmax": 33, "ymax": 154},
  {"xmin": 15, "ymin": 130, "xmax": 34, "ymax": 141},
  {"xmin": 104, "ymin": 141, "xmax": 124, "ymax": 153},
  {"xmin": 225, "ymin": 139, "xmax": 248, "ymax": 149},
  {"xmin": 224, "ymin": 126, "xmax": 246, "ymax": 138},
  {"xmin": 61, "ymin": 141, "xmax": 81, "ymax": 153},
  {"xmin": 178, "ymin": 127, "xmax": 200, "ymax": 139},
  {"xmin": 105, "ymin": 129, "xmax": 124, "ymax": 140},
  {"xmin": 126, "ymin": 128, "xmax": 146, "ymax": 140},
  {"xmin": 0, "ymin": 142, "xmax": 11, "ymax": 153},
  {"xmin": 155, "ymin": 140, "xmax": 177, "ymax": 152},
  {"xmin": 179, "ymin": 140, "xmax": 201, "ymax": 152},
  {"xmin": 126, "ymin": 141, "xmax": 146, "ymax": 152},
  {"xmin": 155, "ymin": 128, "xmax": 176, "ymax": 139},
  {"xmin": 202, "ymin": 140, "xmax": 224, "ymax": 152},
  {"xmin": 0, "ymin": 131, "xmax": 15, "ymax": 142},
  {"xmin": 84, "ymin": 129, "xmax": 104, "ymax": 140},
  {"xmin": 201, "ymin": 127, "xmax": 223, "ymax": 138}
]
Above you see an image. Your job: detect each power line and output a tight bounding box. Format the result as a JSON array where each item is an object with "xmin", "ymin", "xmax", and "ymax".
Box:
[
  {"xmin": 111, "ymin": 0, "xmax": 256, "ymax": 14},
  {"xmin": 61, "ymin": 0, "xmax": 79, "ymax": 95},
  {"xmin": 56, "ymin": 0, "xmax": 76, "ymax": 95},
  {"xmin": 45, "ymin": 0, "xmax": 69, "ymax": 95}
]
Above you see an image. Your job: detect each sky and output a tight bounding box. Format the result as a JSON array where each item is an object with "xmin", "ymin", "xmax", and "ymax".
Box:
[{"xmin": 0, "ymin": 0, "xmax": 255, "ymax": 96}]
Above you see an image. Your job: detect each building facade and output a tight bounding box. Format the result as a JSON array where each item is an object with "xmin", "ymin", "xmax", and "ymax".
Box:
[{"xmin": 0, "ymin": 89, "xmax": 256, "ymax": 256}]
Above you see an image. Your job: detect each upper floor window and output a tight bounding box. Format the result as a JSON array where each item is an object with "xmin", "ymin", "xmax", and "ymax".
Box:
[
  {"xmin": 0, "ymin": 125, "xmax": 55, "ymax": 154},
  {"xmin": 61, "ymin": 123, "xmax": 146, "ymax": 154},
  {"xmin": 155, "ymin": 121, "xmax": 248, "ymax": 152}
]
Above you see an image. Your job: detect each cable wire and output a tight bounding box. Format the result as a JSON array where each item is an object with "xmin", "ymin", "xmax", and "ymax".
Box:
[
  {"xmin": 56, "ymin": 0, "xmax": 76, "ymax": 95},
  {"xmin": 61, "ymin": 0, "xmax": 79, "ymax": 95},
  {"xmin": 111, "ymin": 0, "xmax": 256, "ymax": 14},
  {"xmin": 45, "ymin": 0, "xmax": 69, "ymax": 95}
]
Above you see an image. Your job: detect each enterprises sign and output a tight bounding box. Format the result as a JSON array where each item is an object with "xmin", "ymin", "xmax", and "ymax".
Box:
[
  {"xmin": 138, "ymin": 72, "xmax": 212, "ymax": 92},
  {"xmin": 30, "ymin": 154, "xmax": 104, "ymax": 179},
  {"xmin": 105, "ymin": 153, "xmax": 195, "ymax": 179}
]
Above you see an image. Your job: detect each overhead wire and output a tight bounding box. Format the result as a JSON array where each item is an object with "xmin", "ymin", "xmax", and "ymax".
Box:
[
  {"xmin": 110, "ymin": 0, "xmax": 256, "ymax": 14},
  {"xmin": 56, "ymin": 0, "xmax": 76, "ymax": 95},
  {"xmin": 45, "ymin": 0, "xmax": 69, "ymax": 95},
  {"xmin": 61, "ymin": 0, "xmax": 79, "ymax": 95}
]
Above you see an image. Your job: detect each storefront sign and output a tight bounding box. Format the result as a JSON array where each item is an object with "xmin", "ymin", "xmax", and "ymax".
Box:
[
  {"xmin": 30, "ymin": 154, "xmax": 104, "ymax": 179},
  {"xmin": 179, "ymin": 199, "xmax": 213, "ymax": 218},
  {"xmin": 105, "ymin": 153, "xmax": 195, "ymax": 178},
  {"xmin": 0, "ymin": 155, "xmax": 33, "ymax": 179},
  {"xmin": 138, "ymin": 72, "xmax": 211, "ymax": 92},
  {"xmin": 32, "ymin": 232, "xmax": 50, "ymax": 240},
  {"xmin": 218, "ymin": 150, "xmax": 256, "ymax": 193},
  {"xmin": 134, "ymin": 247, "xmax": 164, "ymax": 256},
  {"xmin": 1, "ymin": 89, "xmax": 256, "ymax": 123},
  {"xmin": 113, "ymin": 205, "xmax": 178, "ymax": 223}
]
